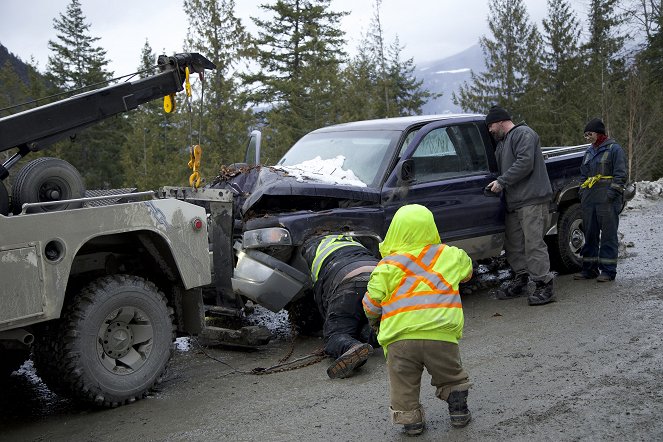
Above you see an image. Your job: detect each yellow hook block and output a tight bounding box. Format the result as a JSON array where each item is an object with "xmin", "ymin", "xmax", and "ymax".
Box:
[
  {"xmin": 163, "ymin": 93, "xmax": 176, "ymax": 113},
  {"xmin": 188, "ymin": 144, "xmax": 203, "ymax": 189}
]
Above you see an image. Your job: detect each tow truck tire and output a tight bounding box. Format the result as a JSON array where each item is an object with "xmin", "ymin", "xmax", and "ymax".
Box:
[
  {"xmin": 548, "ymin": 203, "xmax": 583, "ymax": 273},
  {"xmin": 33, "ymin": 275, "xmax": 175, "ymax": 407},
  {"xmin": 0, "ymin": 182, "xmax": 9, "ymax": 216},
  {"xmin": 11, "ymin": 157, "xmax": 85, "ymax": 214}
]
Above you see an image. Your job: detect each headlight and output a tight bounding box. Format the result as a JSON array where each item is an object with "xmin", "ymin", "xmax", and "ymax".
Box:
[{"xmin": 243, "ymin": 227, "xmax": 292, "ymax": 249}]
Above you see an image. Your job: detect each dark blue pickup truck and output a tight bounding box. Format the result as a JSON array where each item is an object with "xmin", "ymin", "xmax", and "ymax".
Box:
[{"xmin": 222, "ymin": 114, "xmax": 589, "ymax": 317}]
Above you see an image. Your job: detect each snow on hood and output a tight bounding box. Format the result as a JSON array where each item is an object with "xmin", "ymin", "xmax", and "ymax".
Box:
[{"xmin": 273, "ymin": 155, "xmax": 367, "ymax": 187}]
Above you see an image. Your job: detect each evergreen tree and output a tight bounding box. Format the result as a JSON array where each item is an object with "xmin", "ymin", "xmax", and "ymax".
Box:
[
  {"xmin": 535, "ymin": 0, "xmax": 584, "ymax": 145},
  {"xmin": 580, "ymin": 0, "xmax": 626, "ymax": 124},
  {"xmin": 246, "ymin": 0, "xmax": 348, "ymax": 160},
  {"xmin": 45, "ymin": 0, "xmax": 125, "ymax": 188},
  {"xmin": 454, "ymin": 0, "xmax": 541, "ymax": 120},
  {"xmin": 184, "ymin": 0, "xmax": 256, "ymax": 175},
  {"xmin": 120, "ymin": 42, "xmax": 188, "ymax": 189},
  {"xmin": 384, "ymin": 37, "xmax": 439, "ymax": 117}
]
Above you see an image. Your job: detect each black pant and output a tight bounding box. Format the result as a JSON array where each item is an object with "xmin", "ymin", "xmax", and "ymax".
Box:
[{"xmin": 323, "ymin": 280, "xmax": 376, "ymax": 358}]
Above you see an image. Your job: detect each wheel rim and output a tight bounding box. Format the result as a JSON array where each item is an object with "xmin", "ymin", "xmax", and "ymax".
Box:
[
  {"xmin": 568, "ymin": 218, "xmax": 584, "ymax": 259},
  {"xmin": 37, "ymin": 178, "xmax": 70, "ymax": 211},
  {"xmin": 97, "ymin": 306, "xmax": 154, "ymax": 375}
]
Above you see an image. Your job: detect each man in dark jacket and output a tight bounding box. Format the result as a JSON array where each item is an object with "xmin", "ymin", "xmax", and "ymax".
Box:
[
  {"xmin": 485, "ymin": 105, "xmax": 555, "ymax": 306},
  {"xmin": 574, "ymin": 118, "xmax": 627, "ymax": 282},
  {"xmin": 302, "ymin": 234, "xmax": 379, "ymax": 379}
]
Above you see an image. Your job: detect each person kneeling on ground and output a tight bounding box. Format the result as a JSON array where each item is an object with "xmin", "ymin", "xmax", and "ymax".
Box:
[
  {"xmin": 363, "ymin": 204, "xmax": 473, "ymax": 436},
  {"xmin": 302, "ymin": 234, "xmax": 380, "ymax": 379}
]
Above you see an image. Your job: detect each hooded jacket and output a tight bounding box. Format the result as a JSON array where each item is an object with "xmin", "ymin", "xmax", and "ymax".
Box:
[{"xmin": 363, "ymin": 204, "xmax": 472, "ymax": 349}]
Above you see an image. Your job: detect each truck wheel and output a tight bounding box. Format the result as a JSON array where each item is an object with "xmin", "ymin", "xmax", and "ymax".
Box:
[
  {"xmin": 0, "ymin": 182, "xmax": 9, "ymax": 216},
  {"xmin": 549, "ymin": 203, "xmax": 583, "ymax": 273},
  {"xmin": 11, "ymin": 157, "xmax": 85, "ymax": 214},
  {"xmin": 33, "ymin": 275, "xmax": 175, "ymax": 407}
]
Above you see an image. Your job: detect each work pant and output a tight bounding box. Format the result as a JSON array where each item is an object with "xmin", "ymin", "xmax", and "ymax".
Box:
[
  {"xmin": 323, "ymin": 280, "xmax": 373, "ymax": 358},
  {"xmin": 581, "ymin": 191, "xmax": 622, "ymax": 277},
  {"xmin": 504, "ymin": 202, "xmax": 552, "ymax": 283},
  {"xmin": 386, "ymin": 339, "xmax": 471, "ymax": 425}
]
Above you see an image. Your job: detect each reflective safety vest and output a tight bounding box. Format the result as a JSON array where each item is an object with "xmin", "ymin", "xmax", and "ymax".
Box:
[
  {"xmin": 363, "ymin": 243, "xmax": 472, "ymax": 349},
  {"xmin": 310, "ymin": 235, "xmax": 366, "ymax": 283}
]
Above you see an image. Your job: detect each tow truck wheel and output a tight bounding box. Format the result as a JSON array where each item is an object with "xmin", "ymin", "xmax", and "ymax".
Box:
[
  {"xmin": 0, "ymin": 182, "xmax": 9, "ymax": 216},
  {"xmin": 33, "ymin": 275, "xmax": 175, "ymax": 407},
  {"xmin": 11, "ymin": 157, "xmax": 85, "ymax": 214},
  {"xmin": 548, "ymin": 203, "xmax": 583, "ymax": 273}
]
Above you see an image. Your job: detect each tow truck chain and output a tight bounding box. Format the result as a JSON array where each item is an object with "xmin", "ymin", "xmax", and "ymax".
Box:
[{"xmin": 251, "ymin": 324, "xmax": 326, "ymax": 375}]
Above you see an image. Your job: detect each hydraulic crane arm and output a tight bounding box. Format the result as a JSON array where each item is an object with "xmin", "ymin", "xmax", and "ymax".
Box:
[{"xmin": 0, "ymin": 53, "xmax": 216, "ymax": 180}]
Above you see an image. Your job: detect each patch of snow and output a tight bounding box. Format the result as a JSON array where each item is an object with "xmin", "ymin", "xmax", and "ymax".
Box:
[
  {"xmin": 435, "ymin": 68, "xmax": 471, "ymax": 74},
  {"xmin": 274, "ymin": 155, "xmax": 367, "ymax": 187},
  {"xmin": 626, "ymin": 178, "xmax": 663, "ymax": 209}
]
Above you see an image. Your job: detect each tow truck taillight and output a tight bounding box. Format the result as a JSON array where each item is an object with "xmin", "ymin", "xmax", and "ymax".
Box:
[{"xmin": 192, "ymin": 217, "xmax": 204, "ymax": 231}]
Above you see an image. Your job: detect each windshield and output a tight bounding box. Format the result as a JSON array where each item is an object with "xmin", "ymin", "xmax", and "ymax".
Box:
[{"xmin": 276, "ymin": 130, "xmax": 400, "ymax": 187}]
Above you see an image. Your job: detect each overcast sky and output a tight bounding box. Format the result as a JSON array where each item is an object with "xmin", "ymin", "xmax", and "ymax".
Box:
[{"xmin": 0, "ymin": 0, "xmax": 589, "ymax": 76}]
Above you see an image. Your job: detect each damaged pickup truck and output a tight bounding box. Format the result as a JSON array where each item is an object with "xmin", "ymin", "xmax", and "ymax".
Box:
[{"xmin": 213, "ymin": 115, "xmax": 592, "ymax": 328}]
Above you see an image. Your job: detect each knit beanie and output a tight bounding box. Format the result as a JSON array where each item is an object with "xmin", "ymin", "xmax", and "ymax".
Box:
[
  {"xmin": 485, "ymin": 105, "xmax": 512, "ymax": 125},
  {"xmin": 584, "ymin": 118, "xmax": 606, "ymax": 135}
]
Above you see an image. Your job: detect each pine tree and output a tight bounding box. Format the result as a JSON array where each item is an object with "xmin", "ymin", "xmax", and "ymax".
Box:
[
  {"xmin": 580, "ymin": 0, "xmax": 626, "ymax": 124},
  {"xmin": 45, "ymin": 0, "xmax": 125, "ymax": 188},
  {"xmin": 246, "ymin": 0, "xmax": 348, "ymax": 160},
  {"xmin": 454, "ymin": 0, "xmax": 541, "ymax": 120},
  {"xmin": 184, "ymin": 0, "xmax": 256, "ymax": 175},
  {"xmin": 535, "ymin": 0, "xmax": 584, "ymax": 145}
]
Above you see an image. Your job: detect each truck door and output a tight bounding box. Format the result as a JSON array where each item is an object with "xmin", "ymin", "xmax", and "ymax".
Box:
[{"xmin": 381, "ymin": 121, "xmax": 505, "ymax": 260}]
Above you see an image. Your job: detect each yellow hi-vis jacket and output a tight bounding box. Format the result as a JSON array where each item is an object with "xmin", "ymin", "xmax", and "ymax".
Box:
[{"xmin": 363, "ymin": 204, "xmax": 473, "ymax": 350}]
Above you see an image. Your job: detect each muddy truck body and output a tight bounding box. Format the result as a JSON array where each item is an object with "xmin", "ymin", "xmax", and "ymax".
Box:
[
  {"xmin": 207, "ymin": 115, "xmax": 600, "ymax": 328},
  {"xmin": 0, "ymin": 53, "xmax": 271, "ymax": 407}
]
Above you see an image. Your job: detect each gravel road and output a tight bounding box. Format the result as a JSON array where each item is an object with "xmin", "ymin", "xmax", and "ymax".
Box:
[{"xmin": 2, "ymin": 188, "xmax": 662, "ymax": 442}]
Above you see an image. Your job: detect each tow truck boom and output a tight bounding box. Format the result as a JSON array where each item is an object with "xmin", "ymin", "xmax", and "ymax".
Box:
[{"xmin": 0, "ymin": 53, "xmax": 216, "ymax": 180}]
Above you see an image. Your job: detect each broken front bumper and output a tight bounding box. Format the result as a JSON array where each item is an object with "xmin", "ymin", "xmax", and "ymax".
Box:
[{"xmin": 231, "ymin": 249, "xmax": 310, "ymax": 312}]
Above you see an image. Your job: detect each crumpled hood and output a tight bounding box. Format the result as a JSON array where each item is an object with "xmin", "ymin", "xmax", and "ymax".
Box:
[
  {"xmin": 240, "ymin": 167, "xmax": 379, "ymax": 216},
  {"xmin": 379, "ymin": 204, "xmax": 441, "ymax": 257}
]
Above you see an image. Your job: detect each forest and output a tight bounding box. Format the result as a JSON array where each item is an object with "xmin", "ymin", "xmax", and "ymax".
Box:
[{"xmin": 0, "ymin": 0, "xmax": 661, "ymax": 190}]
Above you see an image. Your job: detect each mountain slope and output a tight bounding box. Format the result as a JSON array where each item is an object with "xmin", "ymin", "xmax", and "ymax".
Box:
[{"xmin": 416, "ymin": 44, "xmax": 485, "ymax": 115}]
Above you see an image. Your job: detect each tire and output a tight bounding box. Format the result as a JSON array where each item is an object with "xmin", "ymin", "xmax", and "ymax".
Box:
[
  {"xmin": 0, "ymin": 182, "xmax": 9, "ymax": 216},
  {"xmin": 11, "ymin": 157, "xmax": 85, "ymax": 214},
  {"xmin": 548, "ymin": 203, "xmax": 583, "ymax": 273},
  {"xmin": 33, "ymin": 275, "xmax": 175, "ymax": 407}
]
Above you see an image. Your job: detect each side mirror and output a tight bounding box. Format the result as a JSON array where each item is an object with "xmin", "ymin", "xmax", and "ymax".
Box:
[
  {"xmin": 398, "ymin": 159, "xmax": 415, "ymax": 183},
  {"xmin": 244, "ymin": 130, "xmax": 262, "ymax": 165}
]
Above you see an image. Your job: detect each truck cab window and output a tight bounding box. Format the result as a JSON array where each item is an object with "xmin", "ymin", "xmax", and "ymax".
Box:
[{"xmin": 410, "ymin": 124, "xmax": 488, "ymax": 183}]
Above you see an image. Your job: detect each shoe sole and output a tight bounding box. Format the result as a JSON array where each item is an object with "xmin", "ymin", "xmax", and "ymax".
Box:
[
  {"xmin": 450, "ymin": 412, "xmax": 472, "ymax": 428},
  {"xmin": 528, "ymin": 296, "xmax": 556, "ymax": 306},
  {"xmin": 327, "ymin": 344, "xmax": 373, "ymax": 379}
]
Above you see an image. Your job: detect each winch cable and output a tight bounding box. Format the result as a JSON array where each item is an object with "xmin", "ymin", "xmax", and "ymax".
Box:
[{"xmin": 185, "ymin": 325, "xmax": 326, "ymax": 376}]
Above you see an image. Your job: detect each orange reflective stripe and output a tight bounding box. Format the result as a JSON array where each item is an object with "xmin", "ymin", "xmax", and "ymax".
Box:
[{"xmin": 381, "ymin": 301, "xmax": 463, "ymax": 320}]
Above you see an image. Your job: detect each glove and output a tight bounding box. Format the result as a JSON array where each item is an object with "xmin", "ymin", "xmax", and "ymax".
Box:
[
  {"xmin": 368, "ymin": 317, "xmax": 380, "ymax": 336},
  {"xmin": 607, "ymin": 188, "xmax": 621, "ymax": 202}
]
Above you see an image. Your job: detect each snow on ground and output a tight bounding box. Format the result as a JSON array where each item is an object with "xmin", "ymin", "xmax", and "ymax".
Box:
[
  {"xmin": 627, "ymin": 178, "xmax": 663, "ymax": 208},
  {"xmin": 274, "ymin": 156, "xmax": 367, "ymax": 187}
]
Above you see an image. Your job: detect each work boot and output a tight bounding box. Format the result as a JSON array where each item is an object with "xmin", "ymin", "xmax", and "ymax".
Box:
[
  {"xmin": 326, "ymin": 343, "xmax": 373, "ymax": 379},
  {"xmin": 528, "ymin": 279, "xmax": 555, "ymax": 306},
  {"xmin": 573, "ymin": 271, "xmax": 598, "ymax": 280},
  {"xmin": 403, "ymin": 421, "xmax": 425, "ymax": 436},
  {"xmin": 447, "ymin": 390, "xmax": 471, "ymax": 428},
  {"xmin": 596, "ymin": 272, "xmax": 615, "ymax": 282},
  {"xmin": 496, "ymin": 273, "xmax": 532, "ymax": 299}
]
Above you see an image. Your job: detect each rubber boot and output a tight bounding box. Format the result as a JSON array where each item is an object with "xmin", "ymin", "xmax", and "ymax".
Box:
[
  {"xmin": 447, "ymin": 390, "xmax": 471, "ymax": 428},
  {"xmin": 527, "ymin": 279, "xmax": 555, "ymax": 306}
]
